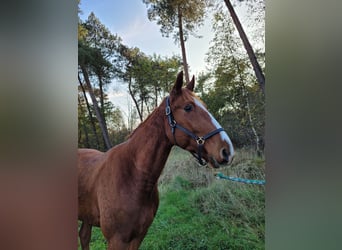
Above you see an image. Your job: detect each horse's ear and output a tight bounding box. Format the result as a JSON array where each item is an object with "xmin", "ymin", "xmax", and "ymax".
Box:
[
  {"xmin": 186, "ymin": 75, "xmax": 195, "ymax": 92},
  {"xmin": 171, "ymin": 71, "xmax": 184, "ymax": 95}
]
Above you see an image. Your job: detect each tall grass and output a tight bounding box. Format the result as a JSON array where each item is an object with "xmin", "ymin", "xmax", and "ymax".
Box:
[
  {"xmin": 140, "ymin": 147, "xmax": 265, "ymax": 250},
  {"xmin": 78, "ymin": 147, "xmax": 265, "ymax": 249}
]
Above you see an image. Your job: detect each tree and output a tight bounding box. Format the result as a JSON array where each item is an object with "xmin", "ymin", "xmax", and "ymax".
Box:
[
  {"xmin": 78, "ymin": 0, "xmax": 88, "ymax": 41},
  {"xmin": 202, "ymin": 8, "xmax": 265, "ymax": 151},
  {"xmin": 78, "ymin": 41, "xmax": 112, "ymax": 150},
  {"xmin": 116, "ymin": 45, "xmax": 145, "ymax": 121},
  {"xmin": 116, "ymin": 44, "xmax": 181, "ymax": 122},
  {"xmin": 223, "ymin": 0, "xmax": 265, "ymax": 94},
  {"xmin": 78, "ymin": 75, "xmax": 101, "ymax": 148},
  {"xmin": 143, "ymin": 0, "xmax": 208, "ymax": 83},
  {"xmin": 78, "ymin": 4, "xmax": 132, "ymax": 150},
  {"xmin": 106, "ymin": 104, "xmax": 129, "ymax": 146},
  {"xmin": 78, "ymin": 96, "xmax": 90, "ymax": 148},
  {"xmin": 83, "ymin": 12, "xmax": 121, "ymax": 123},
  {"xmin": 149, "ymin": 54, "xmax": 181, "ymax": 106}
]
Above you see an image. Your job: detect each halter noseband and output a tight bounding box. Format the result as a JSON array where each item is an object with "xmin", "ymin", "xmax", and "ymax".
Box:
[{"xmin": 165, "ymin": 96, "xmax": 224, "ymax": 165}]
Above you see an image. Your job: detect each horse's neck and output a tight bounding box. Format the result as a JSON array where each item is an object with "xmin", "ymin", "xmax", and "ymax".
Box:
[{"xmin": 125, "ymin": 104, "xmax": 172, "ymax": 192}]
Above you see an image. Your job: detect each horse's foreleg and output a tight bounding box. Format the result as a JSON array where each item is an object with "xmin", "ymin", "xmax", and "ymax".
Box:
[
  {"xmin": 106, "ymin": 235, "xmax": 144, "ymax": 250},
  {"xmin": 128, "ymin": 237, "xmax": 145, "ymax": 250},
  {"xmin": 107, "ymin": 235, "xmax": 129, "ymax": 250},
  {"xmin": 79, "ymin": 221, "xmax": 92, "ymax": 250}
]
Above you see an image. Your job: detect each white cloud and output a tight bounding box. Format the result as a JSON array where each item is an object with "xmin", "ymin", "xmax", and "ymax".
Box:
[{"xmin": 118, "ymin": 16, "xmax": 154, "ymax": 44}]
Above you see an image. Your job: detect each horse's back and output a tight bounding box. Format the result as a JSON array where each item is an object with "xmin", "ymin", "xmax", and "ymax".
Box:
[
  {"xmin": 78, "ymin": 148, "xmax": 106, "ymax": 187},
  {"xmin": 78, "ymin": 148, "xmax": 105, "ymax": 224},
  {"xmin": 78, "ymin": 148, "xmax": 104, "ymax": 163}
]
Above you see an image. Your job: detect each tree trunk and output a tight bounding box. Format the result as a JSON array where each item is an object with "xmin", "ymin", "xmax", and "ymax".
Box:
[
  {"xmin": 140, "ymin": 95, "xmax": 144, "ymax": 120},
  {"xmin": 243, "ymin": 86, "xmax": 260, "ymax": 153},
  {"xmin": 144, "ymin": 98, "xmax": 150, "ymax": 114},
  {"xmin": 128, "ymin": 75, "xmax": 143, "ymax": 122},
  {"xmin": 154, "ymin": 85, "xmax": 158, "ymax": 108},
  {"xmin": 98, "ymin": 75, "xmax": 105, "ymax": 118},
  {"xmin": 223, "ymin": 0, "xmax": 265, "ymax": 94},
  {"xmin": 97, "ymin": 74, "xmax": 113, "ymax": 146},
  {"xmin": 127, "ymin": 100, "xmax": 136, "ymax": 131},
  {"xmin": 80, "ymin": 65, "xmax": 112, "ymax": 150},
  {"xmin": 177, "ymin": 5, "xmax": 190, "ymax": 83},
  {"xmin": 78, "ymin": 96, "xmax": 90, "ymax": 148},
  {"xmin": 78, "ymin": 74, "xmax": 101, "ymax": 148}
]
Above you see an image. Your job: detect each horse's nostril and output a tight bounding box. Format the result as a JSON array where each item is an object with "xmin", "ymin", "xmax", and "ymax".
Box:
[{"xmin": 220, "ymin": 148, "xmax": 229, "ymax": 162}]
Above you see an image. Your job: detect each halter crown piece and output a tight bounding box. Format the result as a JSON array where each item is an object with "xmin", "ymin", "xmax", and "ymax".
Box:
[{"xmin": 165, "ymin": 96, "xmax": 224, "ymax": 165}]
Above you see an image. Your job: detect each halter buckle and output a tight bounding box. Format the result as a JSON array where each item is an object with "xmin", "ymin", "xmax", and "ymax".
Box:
[
  {"xmin": 170, "ymin": 120, "xmax": 176, "ymax": 128},
  {"xmin": 196, "ymin": 137, "xmax": 205, "ymax": 145}
]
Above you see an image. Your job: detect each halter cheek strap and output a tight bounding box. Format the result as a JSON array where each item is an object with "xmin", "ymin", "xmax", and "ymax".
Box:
[{"xmin": 165, "ymin": 96, "xmax": 224, "ymax": 165}]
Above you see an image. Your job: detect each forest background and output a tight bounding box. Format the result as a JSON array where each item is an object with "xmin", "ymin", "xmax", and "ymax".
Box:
[{"xmin": 77, "ymin": 0, "xmax": 265, "ymax": 153}]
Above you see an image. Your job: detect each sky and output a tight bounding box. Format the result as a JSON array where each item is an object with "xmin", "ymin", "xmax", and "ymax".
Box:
[
  {"xmin": 79, "ymin": 0, "xmax": 214, "ymax": 75},
  {"xmin": 78, "ymin": 0, "xmax": 252, "ymax": 122}
]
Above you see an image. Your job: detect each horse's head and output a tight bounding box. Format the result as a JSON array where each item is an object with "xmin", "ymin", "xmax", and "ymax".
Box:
[{"xmin": 165, "ymin": 71, "xmax": 234, "ymax": 168}]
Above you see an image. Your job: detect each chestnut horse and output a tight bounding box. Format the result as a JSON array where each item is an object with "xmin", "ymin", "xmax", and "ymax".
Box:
[{"xmin": 78, "ymin": 71, "xmax": 234, "ymax": 250}]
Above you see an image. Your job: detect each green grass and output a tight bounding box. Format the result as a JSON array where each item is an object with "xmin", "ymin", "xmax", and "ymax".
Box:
[
  {"xmin": 78, "ymin": 147, "xmax": 265, "ymax": 249},
  {"xmin": 140, "ymin": 177, "xmax": 264, "ymax": 249}
]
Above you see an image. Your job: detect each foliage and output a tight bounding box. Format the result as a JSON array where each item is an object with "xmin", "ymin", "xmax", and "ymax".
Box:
[
  {"xmin": 116, "ymin": 44, "xmax": 182, "ymax": 121},
  {"xmin": 80, "ymin": 12, "xmax": 122, "ymax": 103},
  {"xmin": 129, "ymin": 53, "xmax": 182, "ymax": 113},
  {"xmin": 143, "ymin": 0, "xmax": 208, "ymax": 42},
  {"xmin": 83, "ymin": 12, "xmax": 122, "ymax": 60},
  {"xmin": 78, "ymin": 10, "xmax": 183, "ymax": 148},
  {"xmin": 143, "ymin": 0, "xmax": 210, "ymax": 83},
  {"xmin": 197, "ymin": 8, "xmax": 265, "ymax": 150},
  {"xmin": 78, "ymin": 12, "xmax": 128, "ymax": 150}
]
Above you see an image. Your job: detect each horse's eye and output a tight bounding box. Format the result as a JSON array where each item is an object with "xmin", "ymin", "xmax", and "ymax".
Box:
[{"xmin": 184, "ymin": 104, "xmax": 193, "ymax": 112}]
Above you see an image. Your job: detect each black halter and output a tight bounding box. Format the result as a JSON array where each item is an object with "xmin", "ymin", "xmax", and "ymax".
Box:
[{"xmin": 165, "ymin": 96, "xmax": 224, "ymax": 165}]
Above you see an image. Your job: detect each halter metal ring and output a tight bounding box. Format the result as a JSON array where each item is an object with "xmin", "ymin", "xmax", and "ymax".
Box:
[
  {"xmin": 196, "ymin": 137, "xmax": 205, "ymax": 145},
  {"xmin": 165, "ymin": 106, "xmax": 171, "ymax": 116}
]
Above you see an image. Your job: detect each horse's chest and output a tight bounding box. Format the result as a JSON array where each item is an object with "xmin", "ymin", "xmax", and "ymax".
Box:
[
  {"xmin": 99, "ymin": 194, "xmax": 159, "ymax": 241},
  {"xmin": 122, "ymin": 194, "xmax": 159, "ymax": 224}
]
